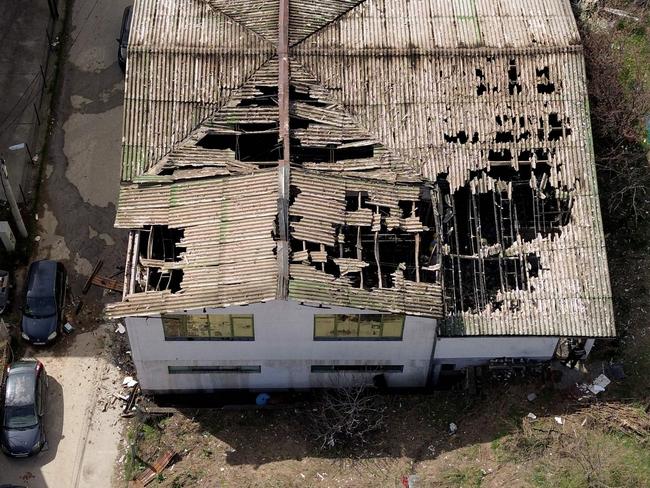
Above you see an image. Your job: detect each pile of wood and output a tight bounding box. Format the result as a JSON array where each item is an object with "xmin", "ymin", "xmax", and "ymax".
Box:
[{"xmin": 584, "ymin": 402, "xmax": 650, "ymax": 443}]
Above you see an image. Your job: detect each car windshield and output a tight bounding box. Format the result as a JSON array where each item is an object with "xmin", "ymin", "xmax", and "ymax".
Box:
[
  {"xmin": 3, "ymin": 371, "xmax": 38, "ymax": 429},
  {"xmin": 3, "ymin": 404, "xmax": 38, "ymax": 429},
  {"xmin": 24, "ymin": 296, "xmax": 56, "ymax": 318}
]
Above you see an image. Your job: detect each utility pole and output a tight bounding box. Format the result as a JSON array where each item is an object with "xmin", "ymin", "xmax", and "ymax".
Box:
[{"xmin": 0, "ymin": 158, "xmax": 28, "ymax": 238}]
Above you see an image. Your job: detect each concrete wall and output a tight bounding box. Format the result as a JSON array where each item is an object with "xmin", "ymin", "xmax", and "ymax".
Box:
[
  {"xmin": 126, "ymin": 300, "xmax": 438, "ymax": 392},
  {"xmin": 126, "ymin": 300, "xmax": 565, "ymax": 393}
]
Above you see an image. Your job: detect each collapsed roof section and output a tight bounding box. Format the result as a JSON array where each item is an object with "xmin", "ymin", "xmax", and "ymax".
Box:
[
  {"xmin": 289, "ymin": 169, "xmax": 443, "ymax": 316},
  {"xmin": 107, "ymin": 171, "xmax": 279, "ymax": 317},
  {"xmin": 139, "ymin": 59, "xmax": 282, "ymax": 183},
  {"xmin": 109, "ymin": 0, "xmax": 615, "ymax": 338}
]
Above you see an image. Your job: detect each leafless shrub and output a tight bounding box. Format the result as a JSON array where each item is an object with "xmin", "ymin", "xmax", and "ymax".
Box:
[
  {"xmin": 310, "ymin": 382, "xmax": 387, "ymax": 450},
  {"xmin": 579, "ymin": 10, "xmax": 650, "ymax": 225}
]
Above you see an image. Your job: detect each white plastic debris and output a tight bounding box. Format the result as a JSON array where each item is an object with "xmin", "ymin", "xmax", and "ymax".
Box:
[
  {"xmin": 554, "ymin": 416, "xmax": 564, "ymax": 425},
  {"xmin": 588, "ymin": 374, "xmax": 611, "ymax": 395},
  {"xmin": 63, "ymin": 322, "xmax": 74, "ymax": 334},
  {"xmin": 527, "ymin": 412, "xmax": 537, "ymax": 420},
  {"xmin": 34, "ymin": 236, "xmax": 41, "ymax": 242},
  {"xmin": 448, "ymin": 422, "xmax": 458, "ymax": 434},
  {"xmin": 527, "ymin": 392, "xmax": 537, "ymax": 402},
  {"xmin": 122, "ymin": 376, "xmax": 138, "ymax": 388},
  {"xmin": 115, "ymin": 323, "xmax": 126, "ymax": 334}
]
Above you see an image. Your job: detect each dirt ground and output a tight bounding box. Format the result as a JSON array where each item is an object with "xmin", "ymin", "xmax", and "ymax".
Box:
[{"xmin": 123, "ymin": 376, "xmax": 649, "ymax": 488}]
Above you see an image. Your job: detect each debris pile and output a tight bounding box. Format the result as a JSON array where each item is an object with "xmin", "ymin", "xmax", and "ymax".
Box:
[{"xmin": 113, "ymin": 376, "xmax": 140, "ymax": 418}]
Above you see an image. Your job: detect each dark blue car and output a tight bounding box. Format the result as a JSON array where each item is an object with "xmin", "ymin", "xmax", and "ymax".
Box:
[
  {"xmin": 1, "ymin": 360, "xmax": 48, "ymax": 457},
  {"xmin": 117, "ymin": 6, "xmax": 133, "ymax": 72},
  {"xmin": 20, "ymin": 260, "xmax": 67, "ymax": 345}
]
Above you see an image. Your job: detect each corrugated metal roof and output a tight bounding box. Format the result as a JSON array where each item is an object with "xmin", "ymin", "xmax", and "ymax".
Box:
[
  {"xmin": 202, "ymin": 0, "xmax": 366, "ymax": 46},
  {"xmin": 294, "ymin": 0, "xmax": 580, "ymax": 52},
  {"xmin": 122, "ymin": 0, "xmax": 274, "ymax": 181},
  {"xmin": 111, "ymin": 0, "xmax": 615, "ymax": 337},
  {"xmin": 292, "ymin": 0, "xmax": 614, "ymax": 337},
  {"xmin": 106, "ymin": 171, "xmax": 278, "ymax": 317}
]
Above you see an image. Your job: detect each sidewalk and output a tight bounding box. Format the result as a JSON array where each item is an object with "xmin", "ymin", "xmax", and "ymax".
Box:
[{"xmin": 0, "ymin": 0, "xmax": 61, "ymax": 206}]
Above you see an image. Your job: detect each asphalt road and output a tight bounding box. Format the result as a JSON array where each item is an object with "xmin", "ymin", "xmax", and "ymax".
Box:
[{"xmin": 0, "ymin": 0, "xmax": 131, "ymax": 486}]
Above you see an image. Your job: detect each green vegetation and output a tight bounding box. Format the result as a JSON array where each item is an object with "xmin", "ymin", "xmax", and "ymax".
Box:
[{"xmin": 442, "ymin": 466, "xmax": 485, "ymax": 487}]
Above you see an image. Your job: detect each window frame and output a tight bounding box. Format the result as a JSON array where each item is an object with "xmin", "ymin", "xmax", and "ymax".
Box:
[
  {"xmin": 167, "ymin": 365, "xmax": 261, "ymax": 374},
  {"xmin": 162, "ymin": 313, "xmax": 255, "ymax": 341},
  {"xmin": 313, "ymin": 313, "xmax": 405, "ymax": 341}
]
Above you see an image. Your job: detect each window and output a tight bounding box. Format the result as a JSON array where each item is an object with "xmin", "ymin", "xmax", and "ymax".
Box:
[
  {"xmin": 162, "ymin": 314, "xmax": 254, "ymax": 340},
  {"xmin": 311, "ymin": 365, "xmax": 404, "ymax": 373},
  {"xmin": 168, "ymin": 365, "xmax": 261, "ymax": 374},
  {"xmin": 314, "ymin": 314, "xmax": 404, "ymax": 340}
]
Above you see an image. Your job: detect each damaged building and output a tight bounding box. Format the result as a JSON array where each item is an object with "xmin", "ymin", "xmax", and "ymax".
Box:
[{"xmin": 107, "ymin": 0, "xmax": 615, "ymax": 393}]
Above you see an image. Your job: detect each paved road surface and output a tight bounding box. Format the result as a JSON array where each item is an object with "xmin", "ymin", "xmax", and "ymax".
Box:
[{"xmin": 0, "ymin": 0, "xmax": 130, "ymax": 486}]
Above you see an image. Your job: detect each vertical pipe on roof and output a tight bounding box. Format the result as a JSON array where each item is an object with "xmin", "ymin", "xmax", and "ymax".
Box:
[
  {"xmin": 130, "ymin": 230, "xmax": 141, "ymax": 295},
  {"xmin": 123, "ymin": 231, "xmax": 134, "ymax": 300},
  {"xmin": 276, "ymin": 0, "xmax": 291, "ymax": 299}
]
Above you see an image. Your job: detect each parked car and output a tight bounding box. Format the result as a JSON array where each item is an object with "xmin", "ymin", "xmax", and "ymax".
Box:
[
  {"xmin": 117, "ymin": 5, "xmax": 133, "ymax": 72},
  {"xmin": 0, "ymin": 360, "xmax": 48, "ymax": 457},
  {"xmin": 0, "ymin": 270, "xmax": 9, "ymax": 314},
  {"xmin": 20, "ymin": 260, "xmax": 66, "ymax": 345}
]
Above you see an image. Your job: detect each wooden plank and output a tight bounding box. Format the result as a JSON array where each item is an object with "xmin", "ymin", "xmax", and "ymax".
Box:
[
  {"xmin": 83, "ymin": 260, "xmax": 103, "ymax": 294},
  {"xmin": 133, "ymin": 450, "xmax": 176, "ymax": 487},
  {"xmin": 91, "ymin": 274, "xmax": 124, "ymax": 293}
]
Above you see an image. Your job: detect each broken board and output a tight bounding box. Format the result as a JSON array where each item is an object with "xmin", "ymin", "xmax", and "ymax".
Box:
[{"xmin": 129, "ymin": 450, "xmax": 175, "ymax": 487}]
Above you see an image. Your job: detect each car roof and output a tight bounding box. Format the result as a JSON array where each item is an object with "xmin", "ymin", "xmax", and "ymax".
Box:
[
  {"xmin": 26, "ymin": 260, "xmax": 57, "ymax": 298},
  {"xmin": 4, "ymin": 366, "xmax": 37, "ymax": 407}
]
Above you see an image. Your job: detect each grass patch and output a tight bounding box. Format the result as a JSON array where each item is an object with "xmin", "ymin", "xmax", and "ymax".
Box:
[
  {"xmin": 521, "ymin": 419, "xmax": 650, "ymax": 488},
  {"xmin": 123, "ymin": 425, "xmax": 146, "ymax": 482},
  {"xmin": 442, "ymin": 466, "xmax": 485, "ymax": 487}
]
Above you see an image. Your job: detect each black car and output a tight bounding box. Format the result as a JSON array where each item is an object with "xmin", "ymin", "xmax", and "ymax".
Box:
[
  {"xmin": 1, "ymin": 360, "xmax": 48, "ymax": 457},
  {"xmin": 117, "ymin": 6, "xmax": 133, "ymax": 72},
  {"xmin": 20, "ymin": 260, "xmax": 66, "ymax": 345}
]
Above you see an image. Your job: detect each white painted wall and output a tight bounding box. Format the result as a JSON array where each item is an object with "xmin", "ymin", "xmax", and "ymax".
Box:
[
  {"xmin": 126, "ymin": 300, "xmax": 438, "ymax": 393},
  {"xmin": 433, "ymin": 336, "xmax": 560, "ymax": 367}
]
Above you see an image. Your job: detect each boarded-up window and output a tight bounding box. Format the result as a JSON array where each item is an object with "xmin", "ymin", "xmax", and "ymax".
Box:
[
  {"xmin": 162, "ymin": 314, "xmax": 254, "ymax": 340},
  {"xmin": 314, "ymin": 314, "xmax": 405, "ymax": 340}
]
